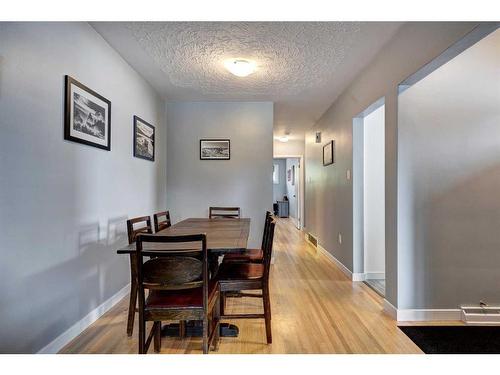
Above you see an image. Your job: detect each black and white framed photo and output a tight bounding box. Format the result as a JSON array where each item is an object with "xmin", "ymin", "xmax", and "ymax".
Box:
[
  {"xmin": 133, "ymin": 116, "xmax": 155, "ymax": 162},
  {"xmin": 200, "ymin": 139, "xmax": 230, "ymax": 160},
  {"xmin": 64, "ymin": 75, "xmax": 111, "ymax": 150},
  {"xmin": 323, "ymin": 140, "xmax": 334, "ymax": 166}
]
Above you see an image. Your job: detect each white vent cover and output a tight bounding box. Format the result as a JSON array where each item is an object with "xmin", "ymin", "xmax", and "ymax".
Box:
[{"xmin": 461, "ymin": 306, "xmax": 500, "ymax": 325}]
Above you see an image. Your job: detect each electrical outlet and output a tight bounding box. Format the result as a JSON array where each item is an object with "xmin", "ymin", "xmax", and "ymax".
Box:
[
  {"xmin": 346, "ymin": 169, "xmax": 351, "ymax": 180},
  {"xmin": 338, "ymin": 233, "xmax": 342, "ymax": 245}
]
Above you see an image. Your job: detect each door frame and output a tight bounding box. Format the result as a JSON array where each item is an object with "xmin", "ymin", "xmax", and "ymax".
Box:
[{"xmin": 273, "ymin": 154, "xmax": 304, "ymax": 230}]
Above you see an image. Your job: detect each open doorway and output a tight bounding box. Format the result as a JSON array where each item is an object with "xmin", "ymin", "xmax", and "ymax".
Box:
[
  {"xmin": 353, "ymin": 98, "xmax": 386, "ymax": 296},
  {"xmin": 273, "ymin": 156, "xmax": 303, "ymax": 230}
]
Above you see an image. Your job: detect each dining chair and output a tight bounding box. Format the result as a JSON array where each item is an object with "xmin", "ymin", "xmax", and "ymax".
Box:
[
  {"xmin": 209, "ymin": 206, "xmax": 241, "ymax": 219},
  {"xmin": 135, "ymin": 233, "xmax": 220, "ymax": 354},
  {"xmin": 222, "ymin": 211, "xmax": 272, "ymax": 264},
  {"xmin": 216, "ymin": 219, "xmax": 276, "ymax": 344},
  {"xmin": 153, "ymin": 210, "xmax": 171, "ymax": 232},
  {"xmin": 125, "ymin": 216, "xmax": 154, "ymax": 336}
]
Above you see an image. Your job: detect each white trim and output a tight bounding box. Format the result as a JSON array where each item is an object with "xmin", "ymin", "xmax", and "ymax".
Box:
[
  {"xmin": 315, "ymin": 242, "xmax": 356, "ymax": 281},
  {"xmin": 396, "ymin": 309, "xmax": 461, "ymax": 322},
  {"xmin": 38, "ymin": 283, "xmax": 130, "ymax": 354},
  {"xmin": 383, "ymin": 299, "xmax": 398, "ymax": 320},
  {"xmin": 352, "ymin": 273, "xmax": 366, "ymax": 281},
  {"xmin": 365, "ymin": 272, "xmax": 385, "ymax": 280}
]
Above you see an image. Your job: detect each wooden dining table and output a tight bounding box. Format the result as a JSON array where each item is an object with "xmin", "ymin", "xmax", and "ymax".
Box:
[{"xmin": 116, "ymin": 217, "xmax": 251, "ymax": 337}]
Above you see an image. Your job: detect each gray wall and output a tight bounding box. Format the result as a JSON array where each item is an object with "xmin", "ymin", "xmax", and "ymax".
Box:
[
  {"xmin": 166, "ymin": 102, "xmax": 273, "ymax": 248},
  {"xmin": 273, "ymin": 158, "xmax": 287, "ymax": 203},
  {"xmin": 304, "ymin": 22, "xmax": 478, "ymax": 307},
  {"xmin": 398, "ymin": 29, "xmax": 500, "ymax": 309},
  {"xmin": 0, "ymin": 22, "xmax": 167, "ymax": 353}
]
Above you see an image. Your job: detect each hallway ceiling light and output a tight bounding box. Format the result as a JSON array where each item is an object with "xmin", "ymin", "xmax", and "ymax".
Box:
[
  {"xmin": 224, "ymin": 59, "xmax": 256, "ymax": 77},
  {"xmin": 279, "ymin": 136, "xmax": 289, "ymax": 143}
]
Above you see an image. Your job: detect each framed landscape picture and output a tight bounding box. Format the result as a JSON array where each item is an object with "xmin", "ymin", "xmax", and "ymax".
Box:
[
  {"xmin": 133, "ymin": 116, "xmax": 155, "ymax": 162},
  {"xmin": 323, "ymin": 140, "xmax": 334, "ymax": 166},
  {"xmin": 64, "ymin": 75, "xmax": 111, "ymax": 150},
  {"xmin": 200, "ymin": 139, "xmax": 230, "ymax": 160}
]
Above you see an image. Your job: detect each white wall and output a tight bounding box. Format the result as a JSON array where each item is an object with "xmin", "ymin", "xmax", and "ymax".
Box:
[
  {"xmin": 274, "ymin": 139, "xmax": 305, "ymax": 157},
  {"xmin": 363, "ymin": 106, "xmax": 385, "ymax": 275},
  {"xmin": 398, "ymin": 29, "xmax": 500, "ymax": 309},
  {"xmin": 166, "ymin": 102, "xmax": 273, "ymax": 248},
  {"xmin": 0, "ymin": 23, "xmax": 167, "ymax": 353}
]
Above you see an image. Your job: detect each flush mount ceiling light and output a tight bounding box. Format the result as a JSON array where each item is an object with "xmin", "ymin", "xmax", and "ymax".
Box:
[
  {"xmin": 224, "ymin": 59, "xmax": 256, "ymax": 77},
  {"xmin": 279, "ymin": 136, "xmax": 289, "ymax": 143}
]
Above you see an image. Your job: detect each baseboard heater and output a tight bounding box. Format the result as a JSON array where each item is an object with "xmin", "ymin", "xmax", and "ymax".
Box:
[
  {"xmin": 307, "ymin": 233, "xmax": 318, "ymax": 247},
  {"xmin": 461, "ymin": 306, "xmax": 500, "ymax": 325}
]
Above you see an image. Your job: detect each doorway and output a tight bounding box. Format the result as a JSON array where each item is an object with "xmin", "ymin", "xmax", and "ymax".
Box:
[
  {"xmin": 273, "ymin": 156, "xmax": 303, "ymax": 230},
  {"xmin": 353, "ymin": 99, "xmax": 386, "ymax": 296}
]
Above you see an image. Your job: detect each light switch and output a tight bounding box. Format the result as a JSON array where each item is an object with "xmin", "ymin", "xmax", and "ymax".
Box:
[
  {"xmin": 346, "ymin": 169, "xmax": 351, "ymax": 180},
  {"xmin": 338, "ymin": 233, "xmax": 342, "ymax": 245}
]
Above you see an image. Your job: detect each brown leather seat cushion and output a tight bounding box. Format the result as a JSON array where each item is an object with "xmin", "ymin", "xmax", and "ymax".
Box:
[
  {"xmin": 146, "ymin": 280, "xmax": 218, "ymax": 309},
  {"xmin": 223, "ymin": 249, "xmax": 263, "ymax": 263},
  {"xmin": 216, "ymin": 262, "xmax": 264, "ymax": 281}
]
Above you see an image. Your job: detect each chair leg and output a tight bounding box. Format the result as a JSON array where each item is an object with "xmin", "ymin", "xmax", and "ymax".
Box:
[
  {"xmin": 127, "ymin": 280, "xmax": 138, "ymax": 337},
  {"xmin": 213, "ymin": 295, "xmax": 221, "ymax": 351},
  {"xmin": 220, "ymin": 292, "xmax": 226, "ymax": 315},
  {"xmin": 202, "ymin": 317, "xmax": 209, "ymax": 354},
  {"xmin": 179, "ymin": 320, "xmax": 186, "ymax": 338},
  {"xmin": 263, "ymin": 285, "xmax": 272, "ymax": 344},
  {"xmin": 154, "ymin": 321, "xmax": 161, "ymax": 353},
  {"xmin": 138, "ymin": 313, "xmax": 146, "ymax": 354}
]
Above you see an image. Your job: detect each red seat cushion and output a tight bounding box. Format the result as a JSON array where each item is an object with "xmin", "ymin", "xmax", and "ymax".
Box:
[
  {"xmin": 223, "ymin": 249, "xmax": 263, "ymax": 263},
  {"xmin": 146, "ymin": 280, "xmax": 218, "ymax": 309},
  {"xmin": 216, "ymin": 262, "xmax": 264, "ymax": 281}
]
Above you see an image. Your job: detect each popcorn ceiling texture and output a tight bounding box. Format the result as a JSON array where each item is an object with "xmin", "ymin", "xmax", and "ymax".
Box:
[{"xmin": 127, "ymin": 22, "xmax": 363, "ymax": 97}]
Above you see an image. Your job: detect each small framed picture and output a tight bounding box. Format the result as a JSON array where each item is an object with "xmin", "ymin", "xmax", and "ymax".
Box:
[
  {"xmin": 200, "ymin": 139, "xmax": 230, "ymax": 160},
  {"xmin": 64, "ymin": 75, "xmax": 111, "ymax": 150},
  {"xmin": 323, "ymin": 140, "xmax": 334, "ymax": 166},
  {"xmin": 133, "ymin": 116, "xmax": 155, "ymax": 162}
]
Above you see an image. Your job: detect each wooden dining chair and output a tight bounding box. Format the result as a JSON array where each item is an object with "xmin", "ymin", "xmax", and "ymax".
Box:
[
  {"xmin": 125, "ymin": 216, "xmax": 153, "ymax": 336},
  {"xmin": 135, "ymin": 233, "xmax": 220, "ymax": 354},
  {"xmin": 216, "ymin": 219, "xmax": 276, "ymax": 344},
  {"xmin": 209, "ymin": 206, "xmax": 241, "ymax": 219},
  {"xmin": 153, "ymin": 210, "xmax": 171, "ymax": 232},
  {"xmin": 222, "ymin": 211, "xmax": 272, "ymax": 264}
]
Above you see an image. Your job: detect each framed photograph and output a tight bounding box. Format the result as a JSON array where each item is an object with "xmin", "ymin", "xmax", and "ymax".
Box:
[
  {"xmin": 323, "ymin": 140, "xmax": 334, "ymax": 166},
  {"xmin": 64, "ymin": 75, "xmax": 111, "ymax": 150},
  {"xmin": 133, "ymin": 116, "xmax": 155, "ymax": 162},
  {"xmin": 291, "ymin": 165, "xmax": 295, "ymax": 185},
  {"xmin": 287, "ymin": 169, "xmax": 291, "ymax": 181},
  {"xmin": 200, "ymin": 139, "xmax": 230, "ymax": 160}
]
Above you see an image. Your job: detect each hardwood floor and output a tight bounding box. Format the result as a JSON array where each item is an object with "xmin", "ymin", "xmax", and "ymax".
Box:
[{"xmin": 60, "ymin": 218, "xmax": 422, "ymax": 354}]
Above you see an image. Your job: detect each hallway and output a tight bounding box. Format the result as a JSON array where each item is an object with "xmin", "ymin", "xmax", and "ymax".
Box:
[{"xmin": 61, "ymin": 218, "xmax": 421, "ymax": 354}]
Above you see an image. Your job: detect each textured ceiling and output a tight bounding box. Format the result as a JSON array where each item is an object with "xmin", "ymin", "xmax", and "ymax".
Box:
[{"xmin": 92, "ymin": 22, "xmax": 403, "ymax": 139}]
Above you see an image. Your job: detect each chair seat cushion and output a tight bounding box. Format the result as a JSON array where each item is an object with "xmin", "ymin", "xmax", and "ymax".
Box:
[
  {"xmin": 146, "ymin": 280, "xmax": 218, "ymax": 309},
  {"xmin": 216, "ymin": 262, "xmax": 264, "ymax": 281},
  {"xmin": 223, "ymin": 249, "xmax": 263, "ymax": 263}
]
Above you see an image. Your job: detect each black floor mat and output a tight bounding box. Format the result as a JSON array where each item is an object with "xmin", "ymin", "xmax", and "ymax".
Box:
[{"xmin": 399, "ymin": 326, "xmax": 500, "ymax": 354}]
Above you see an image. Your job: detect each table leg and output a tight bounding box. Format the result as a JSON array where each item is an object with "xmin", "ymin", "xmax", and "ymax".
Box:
[{"xmin": 126, "ymin": 253, "xmax": 138, "ymax": 337}]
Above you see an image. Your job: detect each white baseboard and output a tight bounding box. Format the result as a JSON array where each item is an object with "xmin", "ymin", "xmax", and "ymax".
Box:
[
  {"xmin": 382, "ymin": 299, "xmax": 460, "ymax": 322},
  {"xmin": 352, "ymin": 273, "xmax": 366, "ymax": 281},
  {"xmin": 315, "ymin": 243, "xmax": 357, "ymax": 281},
  {"xmin": 365, "ymin": 272, "xmax": 385, "ymax": 280},
  {"xmin": 396, "ymin": 309, "xmax": 461, "ymax": 322},
  {"xmin": 38, "ymin": 283, "xmax": 130, "ymax": 354}
]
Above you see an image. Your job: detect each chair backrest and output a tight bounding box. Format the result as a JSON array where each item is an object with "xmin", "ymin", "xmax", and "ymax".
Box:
[
  {"xmin": 209, "ymin": 206, "xmax": 241, "ymax": 219},
  {"xmin": 153, "ymin": 210, "xmax": 171, "ymax": 232},
  {"xmin": 127, "ymin": 216, "xmax": 153, "ymax": 244},
  {"xmin": 135, "ymin": 233, "xmax": 209, "ymax": 310},
  {"xmin": 262, "ymin": 219, "xmax": 276, "ymax": 280},
  {"xmin": 260, "ymin": 211, "xmax": 273, "ymax": 250}
]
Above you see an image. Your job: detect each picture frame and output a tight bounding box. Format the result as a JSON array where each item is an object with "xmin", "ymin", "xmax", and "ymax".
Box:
[
  {"xmin": 323, "ymin": 140, "xmax": 334, "ymax": 166},
  {"xmin": 133, "ymin": 115, "xmax": 155, "ymax": 162},
  {"xmin": 200, "ymin": 139, "xmax": 230, "ymax": 160},
  {"xmin": 287, "ymin": 169, "xmax": 291, "ymax": 182},
  {"xmin": 64, "ymin": 75, "xmax": 111, "ymax": 151}
]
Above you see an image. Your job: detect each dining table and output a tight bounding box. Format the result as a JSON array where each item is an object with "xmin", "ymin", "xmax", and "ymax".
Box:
[{"xmin": 116, "ymin": 217, "xmax": 251, "ymax": 338}]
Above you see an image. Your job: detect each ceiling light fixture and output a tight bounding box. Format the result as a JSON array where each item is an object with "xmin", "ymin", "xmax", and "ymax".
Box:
[
  {"xmin": 279, "ymin": 136, "xmax": 289, "ymax": 143},
  {"xmin": 224, "ymin": 59, "xmax": 256, "ymax": 77}
]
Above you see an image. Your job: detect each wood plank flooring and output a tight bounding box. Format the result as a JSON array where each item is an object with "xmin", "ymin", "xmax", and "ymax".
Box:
[{"xmin": 60, "ymin": 218, "xmax": 422, "ymax": 354}]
